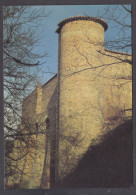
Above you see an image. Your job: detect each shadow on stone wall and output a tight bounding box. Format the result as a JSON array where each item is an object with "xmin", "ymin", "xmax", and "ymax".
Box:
[{"xmin": 59, "ymin": 119, "xmax": 133, "ymax": 188}]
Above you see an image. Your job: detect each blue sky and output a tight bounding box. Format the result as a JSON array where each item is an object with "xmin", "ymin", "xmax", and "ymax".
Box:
[{"xmin": 31, "ymin": 5, "xmax": 131, "ymax": 84}]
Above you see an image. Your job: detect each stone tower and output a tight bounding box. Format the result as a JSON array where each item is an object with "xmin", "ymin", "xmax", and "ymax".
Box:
[
  {"xmin": 6, "ymin": 16, "xmax": 132, "ymax": 189},
  {"xmin": 56, "ymin": 16, "xmax": 132, "ymax": 180}
]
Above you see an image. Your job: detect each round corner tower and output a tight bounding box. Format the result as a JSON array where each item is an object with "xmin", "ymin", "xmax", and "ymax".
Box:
[{"xmin": 56, "ymin": 16, "xmax": 109, "ymax": 179}]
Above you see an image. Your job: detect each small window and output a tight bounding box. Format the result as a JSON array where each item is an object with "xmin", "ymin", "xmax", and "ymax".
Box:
[
  {"xmin": 45, "ymin": 118, "xmax": 50, "ymax": 129},
  {"xmin": 35, "ymin": 123, "xmax": 38, "ymax": 132}
]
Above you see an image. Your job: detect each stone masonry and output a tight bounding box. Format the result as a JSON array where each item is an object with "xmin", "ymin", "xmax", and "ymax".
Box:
[{"xmin": 7, "ymin": 16, "xmax": 132, "ymax": 189}]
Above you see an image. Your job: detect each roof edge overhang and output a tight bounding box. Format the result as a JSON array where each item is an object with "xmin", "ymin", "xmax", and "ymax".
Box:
[{"xmin": 56, "ymin": 16, "xmax": 108, "ymax": 33}]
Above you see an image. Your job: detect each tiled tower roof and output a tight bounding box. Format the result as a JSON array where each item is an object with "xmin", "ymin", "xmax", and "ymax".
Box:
[{"xmin": 56, "ymin": 16, "xmax": 108, "ymax": 33}]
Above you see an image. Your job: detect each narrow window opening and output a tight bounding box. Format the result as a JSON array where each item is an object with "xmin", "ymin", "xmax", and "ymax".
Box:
[
  {"xmin": 45, "ymin": 118, "xmax": 50, "ymax": 129},
  {"xmin": 35, "ymin": 123, "xmax": 38, "ymax": 132}
]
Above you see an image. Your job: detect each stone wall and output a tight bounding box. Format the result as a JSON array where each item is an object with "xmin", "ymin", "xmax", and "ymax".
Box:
[
  {"xmin": 6, "ymin": 16, "xmax": 132, "ymax": 189},
  {"xmin": 57, "ymin": 17, "xmax": 132, "ymax": 180},
  {"xmin": 7, "ymin": 75, "xmax": 58, "ymax": 188}
]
